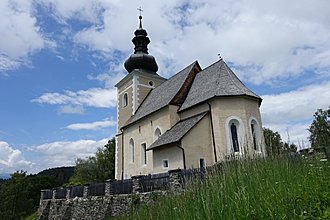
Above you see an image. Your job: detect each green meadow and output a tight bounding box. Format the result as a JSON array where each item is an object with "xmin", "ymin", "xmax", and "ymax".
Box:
[{"xmin": 119, "ymin": 155, "xmax": 330, "ymax": 220}]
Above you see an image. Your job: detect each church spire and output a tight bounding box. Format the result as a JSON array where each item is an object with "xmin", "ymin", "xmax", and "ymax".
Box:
[{"xmin": 124, "ymin": 10, "xmax": 158, "ymax": 73}]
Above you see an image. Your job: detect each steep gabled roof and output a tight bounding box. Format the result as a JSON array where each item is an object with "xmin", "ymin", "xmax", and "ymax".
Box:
[
  {"xmin": 179, "ymin": 59, "xmax": 262, "ymax": 111},
  {"xmin": 123, "ymin": 61, "xmax": 201, "ymax": 128},
  {"xmin": 147, "ymin": 112, "xmax": 208, "ymax": 150}
]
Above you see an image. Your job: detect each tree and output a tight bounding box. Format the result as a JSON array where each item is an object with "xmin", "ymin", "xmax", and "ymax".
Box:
[
  {"xmin": 0, "ymin": 171, "xmax": 57, "ymax": 219},
  {"xmin": 308, "ymin": 107, "xmax": 330, "ymax": 148},
  {"xmin": 263, "ymin": 127, "xmax": 284, "ymax": 155},
  {"xmin": 283, "ymin": 142, "xmax": 297, "ymax": 153},
  {"xmin": 69, "ymin": 138, "xmax": 115, "ymax": 185}
]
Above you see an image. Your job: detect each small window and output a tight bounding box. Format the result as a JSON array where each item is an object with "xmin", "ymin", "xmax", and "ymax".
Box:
[
  {"xmin": 122, "ymin": 93, "xmax": 128, "ymax": 107},
  {"xmin": 154, "ymin": 128, "xmax": 162, "ymax": 140},
  {"xmin": 129, "ymin": 138, "xmax": 134, "ymax": 163},
  {"xmin": 141, "ymin": 143, "xmax": 147, "ymax": 165},
  {"xmin": 199, "ymin": 158, "xmax": 205, "ymax": 168},
  {"xmin": 148, "ymin": 81, "xmax": 154, "ymax": 86},
  {"xmin": 162, "ymin": 159, "xmax": 169, "ymax": 169}
]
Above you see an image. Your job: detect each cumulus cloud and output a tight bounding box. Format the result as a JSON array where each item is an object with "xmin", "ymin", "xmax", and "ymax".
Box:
[
  {"xmin": 0, "ymin": 0, "xmax": 51, "ymax": 72},
  {"xmin": 32, "ymin": 88, "xmax": 117, "ymax": 108},
  {"xmin": 45, "ymin": 0, "xmax": 330, "ymax": 84},
  {"xmin": 0, "ymin": 141, "xmax": 32, "ymax": 173},
  {"xmin": 66, "ymin": 119, "xmax": 116, "ymax": 130},
  {"xmin": 261, "ymin": 81, "xmax": 330, "ymax": 147}
]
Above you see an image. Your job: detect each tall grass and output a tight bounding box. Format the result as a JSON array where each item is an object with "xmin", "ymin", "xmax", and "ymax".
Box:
[{"xmin": 118, "ymin": 155, "xmax": 330, "ymax": 219}]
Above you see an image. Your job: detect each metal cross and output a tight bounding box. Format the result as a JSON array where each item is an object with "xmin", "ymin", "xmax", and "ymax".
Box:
[{"xmin": 137, "ymin": 7, "xmax": 143, "ymax": 16}]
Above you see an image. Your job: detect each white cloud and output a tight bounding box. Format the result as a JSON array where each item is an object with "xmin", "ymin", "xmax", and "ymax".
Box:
[
  {"xmin": 0, "ymin": 0, "xmax": 51, "ymax": 72},
  {"xmin": 39, "ymin": 0, "xmax": 106, "ymax": 24},
  {"xmin": 0, "ymin": 141, "xmax": 33, "ymax": 173},
  {"xmin": 66, "ymin": 119, "xmax": 116, "ymax": 130},
  {"xmin": 45, "ymin": 0, "xmax": 330, "ymax": 84},
  {"xmin": 261, "ymin": 81, "xmax": 330, "ymax": 147},
  {"xmin": 32, "ymin": 88, "xmax": 117, "ymax": 108},
  {"xmin": 28, "ymin": 139, "xmax": 108, "ymax": 173},
  {"xmin": 58, "ymin": 105, "xmax": 85, "ymax": 114}
]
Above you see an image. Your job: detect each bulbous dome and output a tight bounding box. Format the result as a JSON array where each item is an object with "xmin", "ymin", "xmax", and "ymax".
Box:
[{"xmin": 124, "ymin": 16, "xmax": 158, "ymax": 73}]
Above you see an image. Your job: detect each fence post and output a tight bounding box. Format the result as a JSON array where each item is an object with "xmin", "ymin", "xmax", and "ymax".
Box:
[
  {"xmin": 105, "ymin": 180, "xmax": 113, "ymax": 196},
  {"xmin": 66, "ymin": 188, "xmax": 71, "ymax": 199},
  {"xmin": 132, "ymin": 175, "xmax": 143, "ymax": 193},
  {"xmin": 52, "ymin": 189, "xmax": 56, "ymax": 200},
  {"xmin": 168, "ymin": 169, "xmax": 183, "ymax": 192},
  {"xmin": 40, "ymin": 190, "xmax": 46, "ymax": 205},
  {"xmin": 83, "ymin": 185, "xmax": 89, "ymax": 198}
]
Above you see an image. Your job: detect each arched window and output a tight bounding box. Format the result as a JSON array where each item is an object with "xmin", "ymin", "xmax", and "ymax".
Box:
[
  {"xmin": 122, "ymin": 93, "xmax": 128, "ymax": 108},
  {"xmin": 230, "ymin": 122, "xmax": 239, "ymax": 153},
  {"xmin": 250, "ymin": 118, "xmax": 261, "ymax": 152},
  {"xmin": 226, "ymin": 116, "xmax": 245, "ymax": 155},
  {"xmin": 129, "ymin": 138, "xmax": 134, "ymax": 163},
  {"xmin": 154, "ymin": 127, "xmax": 162, "ymax": 140}
]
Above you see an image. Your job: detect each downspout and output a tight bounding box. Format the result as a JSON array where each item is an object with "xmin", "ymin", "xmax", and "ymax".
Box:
[
  {"xmin": 176, "ymin": 144, "xmax": 186, "ymax": 169},
  {"xmin": 121, "ymin": 129, "xmax": 124, "ymax": 180},
  {"xmin": 207, "ymin": 102, "xmax": 218, "ymax": 163}
]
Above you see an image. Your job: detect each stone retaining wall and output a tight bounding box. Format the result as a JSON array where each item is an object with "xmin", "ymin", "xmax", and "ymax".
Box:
[{"xmin": 38, "ymin": 169, "xmax": 182, "ymax": 220}]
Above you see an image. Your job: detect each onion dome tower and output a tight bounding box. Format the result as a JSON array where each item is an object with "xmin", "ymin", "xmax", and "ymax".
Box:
[{"xmin": 124, "ymin": 15, "xmax": 158, "ymax": 73}]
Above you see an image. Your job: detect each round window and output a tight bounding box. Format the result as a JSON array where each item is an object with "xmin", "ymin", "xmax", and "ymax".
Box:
[{"xmin": 148, "ymin": 81, "xmax": 154, "ymax": 86}]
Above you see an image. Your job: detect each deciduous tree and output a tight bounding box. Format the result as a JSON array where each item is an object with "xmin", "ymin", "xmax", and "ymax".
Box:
[
  {"xmin": 308, "ymin": 107, "xmax": 330, "ymax": 148},
  {"xmin": 263, "ymin": 127, "xmax": 283, "ymax": 155},
  {"xmin": 69, "ymin": 138, "xmax": 115, "ymax": 184}
]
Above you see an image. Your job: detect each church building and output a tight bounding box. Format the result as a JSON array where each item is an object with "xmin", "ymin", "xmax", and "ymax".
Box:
[{"xmin": 115, "ymin": 16, "xmax": 265, "ymax": 180}]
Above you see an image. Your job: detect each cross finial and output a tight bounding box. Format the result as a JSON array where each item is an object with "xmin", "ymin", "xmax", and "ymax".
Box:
[
  {"xmin": 137, "ymin": 6, "xmax": 143, "ymax": 16},
  {"xmin": 137, "ymin": 7, "xmax": 143, "ymax": 28}
]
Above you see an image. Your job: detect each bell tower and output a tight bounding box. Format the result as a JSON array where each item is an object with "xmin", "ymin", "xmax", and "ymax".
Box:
[{"xmin": 115, "ymin": 13, "xmax": 166, "ymax": 179}]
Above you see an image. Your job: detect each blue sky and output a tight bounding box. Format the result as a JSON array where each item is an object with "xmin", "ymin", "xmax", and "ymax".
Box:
[{"xmin": 1, "ymin": 0, "xmax": 330, "ymax": 175}]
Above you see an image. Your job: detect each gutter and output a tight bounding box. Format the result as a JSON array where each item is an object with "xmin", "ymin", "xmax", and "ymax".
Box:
[
  {"xmin": 207, "ymin": 102, "xmax": 218, "ymax": 163},
  {"xmin": 176, "ymin": 144, "xmax": 186, "ymax": 169},
  {"xmin": 121, "ymin": 129, "xmax": 124, "ymax": 180}
]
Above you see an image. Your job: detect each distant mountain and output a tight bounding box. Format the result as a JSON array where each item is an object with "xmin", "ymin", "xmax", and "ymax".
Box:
[{"xmin": 0, "ymin": 173, "xmax": 10, "ymax": 179}]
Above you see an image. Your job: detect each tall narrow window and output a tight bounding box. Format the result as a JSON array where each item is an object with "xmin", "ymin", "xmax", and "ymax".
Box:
[
  {"xmin": 251, "ymin": 123, "xmax": 257, "ymax": 150},
  {"xmin": 129, "ymin": 138, "xmax": 134, "ymax": 163},
  {"xmin": 250, "ymin": 119, "xmax": 260, "ymax": 152},
  {"xmin": 230, "ymin": 122, "xmax": 240, "ymax": 152},
  {"xmin": 154, "ymin": 128, "xmax": 161, "ymax": 140},
  {"xmin": 141, "ymin": 143, "xmax": 147, "ymax": 165},
  {"xmin": 122, "ymin": 93, "xmax": 128, "ymax": 107},
  {"xmin": 199, "ymin": 158, "xmax": 205, "ymax": 168}
]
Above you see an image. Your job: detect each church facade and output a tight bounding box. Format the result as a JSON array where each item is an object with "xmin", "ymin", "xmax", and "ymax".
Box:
[{"xmin": 115, "ymin": 16, "xmax": 265, "ymax": 180}]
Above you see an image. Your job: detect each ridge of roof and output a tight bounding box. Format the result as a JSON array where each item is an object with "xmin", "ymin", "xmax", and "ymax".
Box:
[
  {"xmin": 147, "ymin": 112, "xmax": 208, "ymax": 150},
  {"xmin": 122, "ymin": 61, "xmax": 200, "ymax": 128},
  {"xmin": 179, "ymin": 59, "xmax": 262, "ymax": 111}
]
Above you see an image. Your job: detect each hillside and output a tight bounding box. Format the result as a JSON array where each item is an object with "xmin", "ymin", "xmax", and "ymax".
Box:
[
  {"xmin": 0, "ymin": 166, "xmax": 75, "ymax": 219},
  {"xmin": 119, "ymin": 156, "xmax": 330, "ymax": 219}
]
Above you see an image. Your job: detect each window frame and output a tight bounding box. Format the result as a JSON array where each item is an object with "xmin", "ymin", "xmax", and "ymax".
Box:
[
  {"xmin": 162, "ymin": 159, "xmax": 169, "ymax": 169},
  {"xmin": 141, "ymin": 143, "xmax": 147, "ymax": 166},
  {"xmin": 122, "ymin": 92, "xmax": 128, "ymax": 108},
  {"xmin": 128, "ymin": 138, "xmax": 135, "ymax": 164},
  {"xmin": 225, "ymin": 116, "xmax": 246, "ymax": 155}
]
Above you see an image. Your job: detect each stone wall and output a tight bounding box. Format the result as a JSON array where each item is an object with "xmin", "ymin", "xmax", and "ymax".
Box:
[{"xmin": 38, "ymin": 169, "xmax": 182, "ymax": 220}]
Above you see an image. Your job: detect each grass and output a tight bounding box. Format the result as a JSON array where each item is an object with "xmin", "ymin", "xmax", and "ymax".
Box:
[
  {"xmin": 117, "ymin": 155, "xmax": 330, "ymax": 219},
  {"xmin": 24, "ymin": 211, "xmax": 37, "ymax": 220}
]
